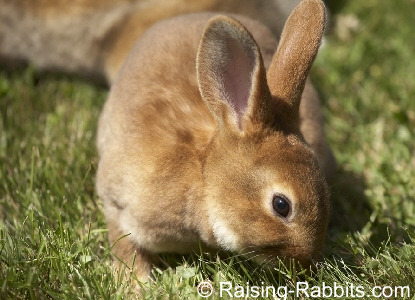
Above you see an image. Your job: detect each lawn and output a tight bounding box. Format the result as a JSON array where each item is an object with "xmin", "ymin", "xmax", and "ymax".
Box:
[{"xmin": 1, "ymin": 0, "xmax": 414, "ymax": 299}]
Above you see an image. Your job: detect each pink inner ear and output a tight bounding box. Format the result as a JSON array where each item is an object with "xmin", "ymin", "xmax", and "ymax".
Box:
[{"xmin": 223, "ymin": 38, "xmax": 255, "ymax": 127}]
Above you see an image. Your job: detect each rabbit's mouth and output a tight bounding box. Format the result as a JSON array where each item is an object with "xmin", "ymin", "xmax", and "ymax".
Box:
[{"xmin": 242, "ymin": 243, "xmax": 321, "ymax": 270}]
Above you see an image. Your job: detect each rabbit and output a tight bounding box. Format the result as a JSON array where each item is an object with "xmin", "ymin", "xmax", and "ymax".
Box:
[
  {"xmin": 0, "ymin": 0, "xmax": 303, "ymax": 84},
  {"xmin": 96, "ymin": 0, "xmax": 335, "ymax": 280}
]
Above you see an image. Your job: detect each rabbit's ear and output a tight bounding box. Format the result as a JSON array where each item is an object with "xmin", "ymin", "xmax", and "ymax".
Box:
[
  {"xmin": 197, "ymin": 15, "xmax": 269, "ymax": 130},
  {"xmin": 267, "ymin": 0, "xmax": 326, "ymax": 122}
]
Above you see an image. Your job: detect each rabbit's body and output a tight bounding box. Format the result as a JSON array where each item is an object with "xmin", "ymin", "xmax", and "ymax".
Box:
[
  {"xmin": 97, "ymin": 0, "xmax": 335, "ymax": 280},
  {"xmin": 97, "ymin": 13, "xmax": 278, "ymax": 254}
]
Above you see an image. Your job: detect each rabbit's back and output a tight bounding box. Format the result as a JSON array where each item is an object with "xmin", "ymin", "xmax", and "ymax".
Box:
[{"xmin": 97, "ymin": 13, "xmax": 277, "ymax": 159}]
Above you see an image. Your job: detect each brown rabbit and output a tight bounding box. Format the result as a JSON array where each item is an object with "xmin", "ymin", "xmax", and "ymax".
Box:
[{"xmin": 96, "ymin": 0, "xmax": 335, "ymax": 280}]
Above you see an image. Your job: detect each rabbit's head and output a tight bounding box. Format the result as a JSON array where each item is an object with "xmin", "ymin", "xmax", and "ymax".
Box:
[{"xmin": 197, "ymin": 0, "xmax": 329, "ymax": 266}]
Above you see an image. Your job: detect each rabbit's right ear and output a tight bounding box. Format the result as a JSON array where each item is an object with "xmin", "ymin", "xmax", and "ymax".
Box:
[
  {"xmin": 267, "ymin": 0, "xmax": 326, "ymax": 128},
  {"xmin": 196, "ymin": 15, "xmax": 270, "ymax": 130}
]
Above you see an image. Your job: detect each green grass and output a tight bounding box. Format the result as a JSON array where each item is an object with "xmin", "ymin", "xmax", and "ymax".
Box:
[{"xmin": 1, "ymin": 0, "xmax": 414, "ymax": 298}]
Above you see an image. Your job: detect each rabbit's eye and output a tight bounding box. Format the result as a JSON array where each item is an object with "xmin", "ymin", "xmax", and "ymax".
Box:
[{"xmin": 272, "ymin": 195, "xmax": 290, "ymax": 218}]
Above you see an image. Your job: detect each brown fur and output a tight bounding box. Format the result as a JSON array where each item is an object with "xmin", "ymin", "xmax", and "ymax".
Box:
[
  {"xmin": 0, "ymin": 0, "xmax": 301, "ymax": 82},
  {"xmin": 96, "ymin": 0, "xmax": 334, "ymax": 281}
]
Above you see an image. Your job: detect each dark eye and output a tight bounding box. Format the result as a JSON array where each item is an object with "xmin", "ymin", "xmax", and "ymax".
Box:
[{"xmin": 272, "ymin": 195, "xmax": 290, "ymax": 218}]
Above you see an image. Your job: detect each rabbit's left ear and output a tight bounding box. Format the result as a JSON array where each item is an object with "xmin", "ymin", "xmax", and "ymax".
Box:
[{"xmin": 196, "ymin": 15, "xmax": 270, "ymax": 130}]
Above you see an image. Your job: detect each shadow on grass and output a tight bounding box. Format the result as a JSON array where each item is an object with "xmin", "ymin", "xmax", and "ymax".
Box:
[
  {"xmin": 324, "ymin": 167, "xmax": 371, "ymax": 264},
  {"xmin": 328, "ymin": 168, "xmax": 370, "ymax": 236},
  {"xmin": 324, "ymin": 0, "xmax": 347, "ymax": 16},
  {"xmin": 326, "ymin": 166, "xmax": 412, "ymax": 262}
]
